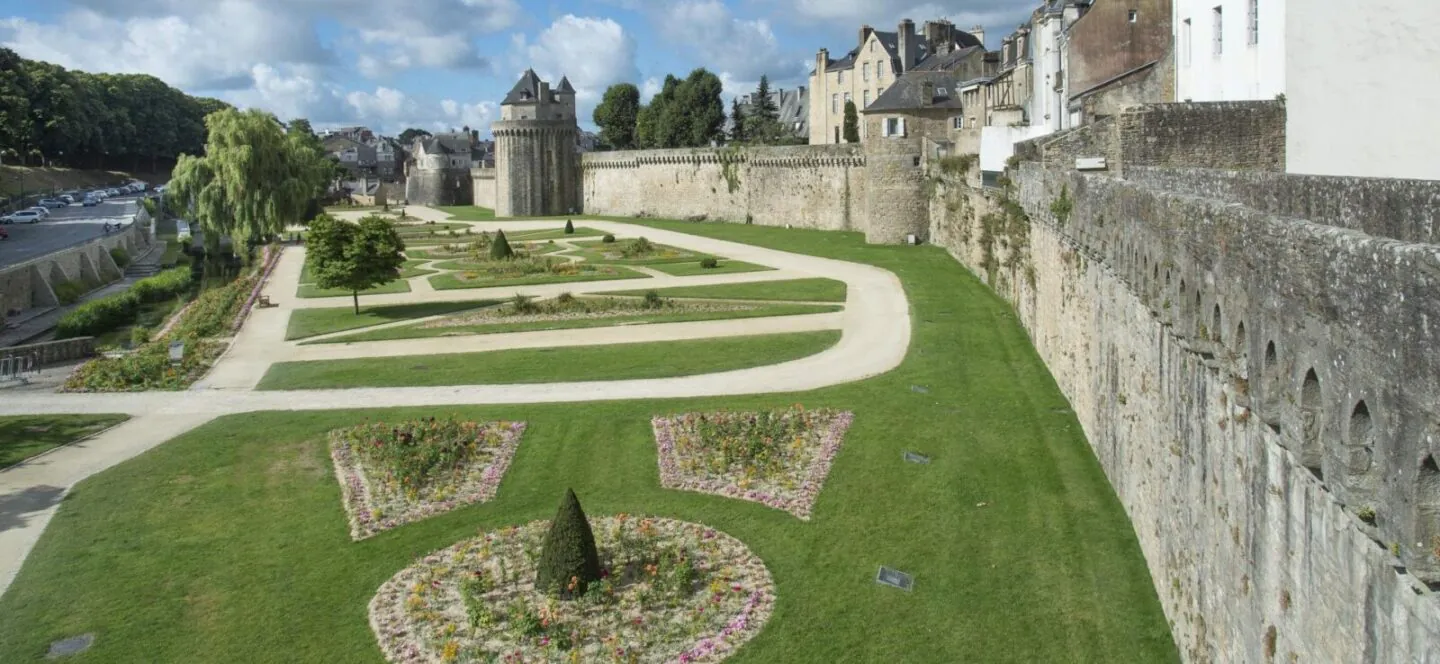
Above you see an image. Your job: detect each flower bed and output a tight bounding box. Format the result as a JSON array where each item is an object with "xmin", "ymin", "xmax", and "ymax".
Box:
[
  {"xmin": 370, "ymin": 516, "xmax": 774, "ymax": 663},
  {"xmin": 422, "ymin": 296, "xmax": 752, "ymax": 329},
  {"xmin": 330, "ymin": 419, "xmax": 527, "ymax": 540},
  {"xmin": 653, "ymin": 407, "xmax": 854, "ymax": 520}
]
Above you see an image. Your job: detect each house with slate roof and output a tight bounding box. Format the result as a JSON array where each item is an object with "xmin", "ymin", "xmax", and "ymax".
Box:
[{"xmin": 808, "ymin": 18, "xmax": 985, "ymax": 144}]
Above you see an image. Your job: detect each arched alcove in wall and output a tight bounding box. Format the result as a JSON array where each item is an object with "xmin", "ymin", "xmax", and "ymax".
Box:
[
  {"xmin": 1300, "ymin": 369, "xmax": 1325, "ymax": 480},
  {"xmin": 1211, "ymin": 305, "xmax": 1222, "ymax": 344}
]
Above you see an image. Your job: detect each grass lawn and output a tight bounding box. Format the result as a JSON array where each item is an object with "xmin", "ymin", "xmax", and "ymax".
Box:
[
  {"xmin": 309, "ymin": 302, "xmax": 842, "ymax": 344},
  {"xmin": 644, "ymin": 260, "xmax": 773, "ymax": 276},
  {"xmin": 258, "ymin": 330, "xmax": 839, "ymax": 390},
  {"xmin": 284, "ymin": 300, "xmax": 502, "ymax": 340},
  {"xmin": 566, "ymin": 240, "xmax": 707, "ymax": 265},
  {"xmin": 427, "ymin": 266, "xmax": 649, "ymax": 291},
  {"xmin": 0, "ymin": 220, "xmax": 1176, "ymax": 663},
  {"xmin": 506, "ymin": 227, "xmax": 605, "ymax": 241},
  {"xmin": 611, "ymin": 277, "xmax": 849, "ymax": 303},
  {"xmin": 434, "ymin": 205, "xmax": 495, "ymax": 220},
  {"xmin": 397, "ymin": 260, "xmax": 436, "ymax": 279},
  {"xmin": 297, "ymin": 279, "xmax": 412, "ymax": 299},
  {"xmin": 0, "ymin": 414, "xmax": 129, "ymax": 469}
]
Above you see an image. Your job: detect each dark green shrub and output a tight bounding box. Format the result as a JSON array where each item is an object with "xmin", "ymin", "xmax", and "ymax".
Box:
[
  {"xmin": 489, "ymin": 230, "xmax": 514, "ymax": 260},
  {"xmin": 621, "ymin": 237, "xmax": 655, "ymax": 258},
  {"xmin": 643, "ymin": 290, "xmax": 665, "ymax": 309},
  {"xmin": 109, "ymin": 247, "xmax": 131, "ymax": 268},
  {"xmin": 699, "ymin": 257, "xmax": 719, "ymax": 269},
  {"xmin": 601, "ymin": 234, "xmax": 616, "ymax": 244},
  {"xmin": 508, "ymin": 293, "xmax": 537, "ymax": 314},
  {"xmin": 535, "ymin": 489, "xmax": 602, "ymax": 598},
  {"xmin": 556, "ymin": 292, "xmax": 575, "ymax": 305},
  {"xmin": 55, "ymin": 291, "xmax": 140, "ymax": 339},
  {"xmin": 564, "ymin": 219, "xmax": 575, "ymax": 235},
  {"xmin": 53, "ymin": 280, "xmax": 86, "ymax": 305},
  {"xmin": 130, "ymin": 325, "xmax": 151, "ymax": 347}
]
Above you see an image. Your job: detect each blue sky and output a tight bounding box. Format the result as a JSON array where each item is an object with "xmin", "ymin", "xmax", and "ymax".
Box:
[{"xmin": 0, "ymin": 0, "xmax": 1034, "ymax": 136}]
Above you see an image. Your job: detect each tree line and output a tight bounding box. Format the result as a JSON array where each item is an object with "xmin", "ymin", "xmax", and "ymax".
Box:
[
  {"xmin": 0, "ymin": 48, "xmax": 230, "ymax": 172},
  {"xmin": 592, "ymin": 70, "xmax": 804, "ymax": 151}
]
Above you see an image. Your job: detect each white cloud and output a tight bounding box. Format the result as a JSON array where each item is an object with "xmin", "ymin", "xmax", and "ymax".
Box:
[
  {"xmin": 640, "ymin": 77, "xmax": 663, "ymax": 103},
  {"xmin": 438, "ymin": 100, "xmax": 498, "ymax": 133},
  {"xmin": 511, "ymin": 15, "xmax": 640, "ymax": 121},
  {"xmin": 659, "ymin": 0, "xmax": 803, "ymax": 84},
  {"xmin": 0, "ymin": 5, "xmax": 327, "ymax": 90}
]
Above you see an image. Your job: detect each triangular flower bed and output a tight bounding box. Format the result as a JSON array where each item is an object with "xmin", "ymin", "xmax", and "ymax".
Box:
[
  {"xmin": 653, "ymin": 406, "xmax": 854, "ymax": 520},
  {"xmin": 329, "ymin": 418, "xmax": 527, "ymax": 540}
]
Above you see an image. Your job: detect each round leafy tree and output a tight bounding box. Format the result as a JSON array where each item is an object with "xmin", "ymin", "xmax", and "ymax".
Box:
[
  {"xmin": 535, "ymin": 488, "xmax": 602, "ymax": 598},
  {"xmin": 564, "ymin": 219, "xmax": 575, "ymax": 235},
  {"xmin": 489, "ymin": 229, "xmax": 515, "ymax": 260}
]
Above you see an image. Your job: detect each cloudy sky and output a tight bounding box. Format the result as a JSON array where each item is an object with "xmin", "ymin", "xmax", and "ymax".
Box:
[{"xmin": 0, "ymin": 0, "xmax": 1033, "ymax": 136}]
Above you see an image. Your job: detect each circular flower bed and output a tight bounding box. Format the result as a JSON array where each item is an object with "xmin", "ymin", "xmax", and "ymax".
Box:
[{"xmin": 370, "ymin": 517, "xmax": 774, "ymax": 663}]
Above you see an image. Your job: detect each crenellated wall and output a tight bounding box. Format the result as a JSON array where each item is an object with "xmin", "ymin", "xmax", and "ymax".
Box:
[
  {"xmin": 928, "ymin": 159, "xmax": 1440, "ymax": 662},
  {"xmin": 471, "ymin": 167, "xmax": 497, "ymax": 211},
  {"xmin": 581, "ymin": 145, "xmax": 870, "ymax": 233}
]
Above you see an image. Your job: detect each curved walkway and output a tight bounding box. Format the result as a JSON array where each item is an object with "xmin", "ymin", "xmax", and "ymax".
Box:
[{"xmin": 0, "ymin": 208, "xmax": 911, "ymax": 595}]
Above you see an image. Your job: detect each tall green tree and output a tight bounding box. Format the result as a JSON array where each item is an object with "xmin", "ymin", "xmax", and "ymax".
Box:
[
  {"xmin": 593, "ymin": 83, "xmax": 640, "ymax": 150},
  {"xmin": 305, "ymin": 214, "xmax": 406, "ymax": 314},
  {"xmin": 635, "ymin": 69, "xmax": 724, "ymax": 149},
  {"xmin": 843, "ymin": 101, "xmax": 860, "ymax": 143},
  {"xmin": 397, "ymin": 128, "xmax": 431, "ymax": 146},
  {"xmin": 752, "ymin": 75, "xmax": 779, "ymax": 125},
  {"xmin": 167, "ymin": 108, "xmax": 330, "ymax": 256},
  {"xmin": 728, "ymin": 97, "xmax": 746, "ymax": 143}
]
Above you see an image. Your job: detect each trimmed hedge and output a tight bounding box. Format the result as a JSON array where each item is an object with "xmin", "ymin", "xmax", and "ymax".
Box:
[
  {"xmin": 131, "ymin": 267, "xmax": 192, "ymax": 303},
  {"xmin": 52, "ymin": 281, "xmax": 88, "ymax": 305},
  {"xmin": 55, "ymin": 292, "xmax": 139, "ymax": 339},
  {"xmin": 535, "ymin": 489, "xmax": 602, "ymax": 597},
  {"xmin": 109, "ymin": 247, "xmax": 130, "ymax": 268}
]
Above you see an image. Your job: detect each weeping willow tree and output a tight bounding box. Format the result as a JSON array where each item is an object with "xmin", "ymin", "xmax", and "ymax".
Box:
[{"xmin": 168, "ymin": 109, "xmax": 330, "ymax": 258}]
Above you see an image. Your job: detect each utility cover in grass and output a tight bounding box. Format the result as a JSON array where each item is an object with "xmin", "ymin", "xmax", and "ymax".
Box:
[
  {"xmin": 328, "ymin": 418, "xmax": 527, "ymax": 540},
  {"xmin": 652, "ymin": 406, "xmax": 854, "ymax": 520}
]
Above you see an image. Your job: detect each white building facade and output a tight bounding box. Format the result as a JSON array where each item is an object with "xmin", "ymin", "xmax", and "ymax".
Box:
[
  {"xmin": 1286, "ymin": 1, "xmax": 1440, "ymax": 179},
  {"xmin": 1173, "ymin": 0, "xmax": 1286, "ymax": 101},
  {"xmin": 1030, "ymin": 2, "xmax": 1085, "ymax": 133}
]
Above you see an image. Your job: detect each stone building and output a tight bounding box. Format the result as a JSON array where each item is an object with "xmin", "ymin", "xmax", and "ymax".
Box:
[
  {"xmin": 730, "ymin": 86, "xmax": 809, "ymax": 142},
  {"xmin": 404, "ymin": 132, "xmax": 481, "ymax": 206},
  {"xmin": 478, "ymin": 70, "xmax": 581, "ymax": 217},
  {"xmin": 1065, "ymin": 0, "xmax": 1174, "ymax": 122},
  {"xmin": 809, "ymin": 19, "xmax": 984, "ymax": 144}
]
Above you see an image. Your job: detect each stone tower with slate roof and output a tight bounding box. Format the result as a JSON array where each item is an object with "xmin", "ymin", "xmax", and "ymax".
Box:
[{"xmin": 492, "ymin": 70, "xmax": 580, "ymax": 217}]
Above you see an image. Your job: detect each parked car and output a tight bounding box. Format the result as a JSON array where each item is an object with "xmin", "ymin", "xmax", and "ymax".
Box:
[
  {"xmin": 83, "ymin": 196, "xmax": 99, "ymax": 207},
  {"xmin": 59, "ymin": 194, "xmax": 75, "ymax": 204},
  {"xmin": 38, "ymin": 198, "xmax": 68, "ymax": 208},
  {"xmin": 2, "ymin": 210, "xmax": 43, "ymax": 224},
  {"xmin": 26, "ymin": 206, "xmax": 50, "ymax": 218}
]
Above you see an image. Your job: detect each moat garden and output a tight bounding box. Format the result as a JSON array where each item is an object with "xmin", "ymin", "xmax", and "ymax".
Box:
[{"xmin": 0, "ymin": 211, "xmax": 1177, "ymax": 662}]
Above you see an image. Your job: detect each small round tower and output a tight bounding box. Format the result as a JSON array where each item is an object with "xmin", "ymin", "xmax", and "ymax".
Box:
[{"xmin": 493, "ymin": 70, "xmax": 581, "ymax": 217}]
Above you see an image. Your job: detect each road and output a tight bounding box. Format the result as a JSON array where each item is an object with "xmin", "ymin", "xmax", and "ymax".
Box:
[{"xmin": 0, "ymin": 195, "xmax": 140, "ymax": 267}]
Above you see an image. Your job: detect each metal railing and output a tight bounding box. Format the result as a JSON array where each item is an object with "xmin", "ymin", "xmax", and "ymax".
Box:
[{"xmin": 0, "ymin": 354, "xmax": 35, "ymax": 383}]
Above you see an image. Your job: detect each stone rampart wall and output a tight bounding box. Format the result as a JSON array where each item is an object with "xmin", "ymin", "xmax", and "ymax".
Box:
[
  {"xmin": 581, "ymin": 145, "xmax": 869, "ymax": 232},
  {"xmin": 405, "ymin": 168, "xmax": 472, "ymax": 206},
  {"xmin": 0, "ymin": 222, "xmax": 147, "ymax": 313},
  {"xmin": 471, "ymin": 168, "xmax": 497, "ymax": 211},
  {"xmin": 930, "ymin": 161, "xmax": 1440, "ymax": 662}
]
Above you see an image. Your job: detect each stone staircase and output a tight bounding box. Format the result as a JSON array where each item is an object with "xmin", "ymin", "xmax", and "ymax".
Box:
[{"xmin": 124, "ymin": 241, "xmax": 167, "ymax": 278}]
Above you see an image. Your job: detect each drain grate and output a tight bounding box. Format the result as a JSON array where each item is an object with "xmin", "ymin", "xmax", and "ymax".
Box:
[
  {"xmin": 903, "ymin": 451, "xmax": 931, "ymax": 464},
  {"xmin": 875, "ymin": 566, "xmax": 914, "ymax": 592},
  {"xmin": 47, "ymin": 634, "xmax": 95, "ymax": 659}
]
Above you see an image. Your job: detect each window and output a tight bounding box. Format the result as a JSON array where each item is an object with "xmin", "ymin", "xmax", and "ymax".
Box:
[
  {"xmin": 863, "ymin": 90, "xmax": 871, "ymax": 107},
  {"xmin": 832, "ymin": 94, "xmax": 839, "ymax": 114},
  {"xmin": 834, "ymin": 126, "xmax": 840, "ymax": 143},
  {"xmin": 877, "ymin": 65, "xmax": 884, "ymax": 82},
  {"xmin": 1128, "ymin": 10, "xmax": 1138, "ymax": 22},
  {"xmin": 883, "ymin": 117, "xmax": 906, "ymax": 137},
  {"xmin": 844, "ymin": 92, "xmax": 852, "ymax": 107},
  {"xmin": 936, "ymin": 87, "xmax": 947, "ymax": 96},
  {"xmin": 869, "ymin": 41, "xmax": 875, "ymax": 53},
  {"xmin": 1182, "ymin": 18, "xmax": 1192, "ymax": 67},
  {"xmin": 953, "ymin": 116, "xmax": 964, "ymax": 129},
  {"xmin": 1248, "ymin": 0, "xmax": 1259, "ymax": 45},
  {"xmin": 838, "ymin": 70, "xmax": 845, "ymax": 84},
  {"xmin": 863, "ymin": 63, "xmax": 870, "ymax": 81},
  {"xmin": 1213, "ymin": 6, "xmax": 1223, "ymax": 56}
]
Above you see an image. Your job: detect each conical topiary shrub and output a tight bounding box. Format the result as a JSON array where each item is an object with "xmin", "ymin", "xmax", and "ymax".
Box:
[
  {"xmin": 564, "ymin": 219, "xmax": 575, "ymax": 235},
  {"xmin": 489, "ymin": 229, "xmax": 514, "ymax": 260},
  {"xmin": 535, "ymin": 488, "xmax": 603, "ymax": 598}
]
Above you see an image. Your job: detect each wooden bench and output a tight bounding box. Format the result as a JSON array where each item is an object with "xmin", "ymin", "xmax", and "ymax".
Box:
[{"xmin": 258, "ymin": 295, "xmax": 273, "ymax": 308}]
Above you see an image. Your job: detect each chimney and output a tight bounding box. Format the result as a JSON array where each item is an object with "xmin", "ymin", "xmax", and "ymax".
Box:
[
  {"xmin": 859, "ymin": 24, "xmax": 873, "ymax": 49},
  {"xmin": 970, "ymin": 25, "xmax": 987, "ymax": 48},
  {"xmin": 898, "ymin": 19, "xmax": 917, "ymax": 73},
  {"xmin": 816, "ymin": 48, "xmax": 829, "ymax": 76},
  {"xmin": 921, "ymin": 81, "xmax": 935, "ymax": 107}
]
